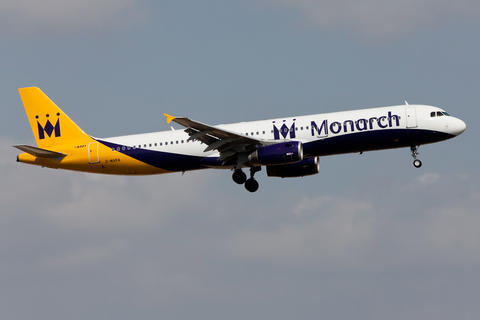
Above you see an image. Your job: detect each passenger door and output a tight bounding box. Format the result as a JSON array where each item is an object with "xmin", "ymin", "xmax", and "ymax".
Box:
[{"xmin": 406, "ymin": 107, "xmax": 418, "ymax": 128}]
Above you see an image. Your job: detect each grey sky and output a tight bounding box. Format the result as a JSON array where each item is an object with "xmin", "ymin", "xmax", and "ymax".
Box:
[
  {"xmin": 1, "ymin": 1, "xmax": 479, "ymax": 319},
  {"xmin": 264, "ymin": 0, "xmax": 480, "ymax": 40}
]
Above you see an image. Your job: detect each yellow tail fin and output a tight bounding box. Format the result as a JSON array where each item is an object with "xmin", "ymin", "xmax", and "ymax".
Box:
[{"xmin": 19, "ymin": 87, "xmax": 90, "ymax": 148}]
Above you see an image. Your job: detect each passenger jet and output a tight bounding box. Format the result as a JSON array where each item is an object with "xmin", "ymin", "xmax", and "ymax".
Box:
[{"xmin": 14, "ymin": 87, "xmax": 466, "ymax": 192}]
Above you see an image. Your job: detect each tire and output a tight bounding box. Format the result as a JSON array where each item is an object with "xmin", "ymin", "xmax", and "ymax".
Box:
[
  {"xmin": 232, "ymin": 170, "xmax": 247, "ymax": 184},
  {"xmin": 244, "ymin": 178, "xmax": 259, "ymax": 192},
  {"xmin": 413, "ymin": 159, "xmax": 422, "ymax": 168}
]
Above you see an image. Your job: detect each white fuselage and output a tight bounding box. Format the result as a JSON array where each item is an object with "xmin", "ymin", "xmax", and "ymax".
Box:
[{"xmin": 100, "ymin": 104, "xmax": 465, "ymax": 164}]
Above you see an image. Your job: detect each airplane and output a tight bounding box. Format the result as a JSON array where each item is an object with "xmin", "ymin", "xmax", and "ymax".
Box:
[{"xmin": 14, "ymin": 87, "xmax": 466, "ymax": 192}]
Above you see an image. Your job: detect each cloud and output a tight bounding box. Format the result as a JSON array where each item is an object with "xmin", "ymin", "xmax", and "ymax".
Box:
[
  {"xmin": 225, "ymin": 183, "xmax": 480, "ymax": 269},
  {"xmin": 0, "ymin": 0, "xmax": 147, "ymax": 35},
  {"xmin": 228, "ymin": 195, "xmax": 375, "ymax": 267},
  {"xmin": 263, "ymin": 0, "xmax": 480, "ymax": 40},
  {"xmin": 40, "ymin": 241, "xmax": 127, "ymax": 270},
  {"xmin": 417, "ymin": 172, "xmax": 440, "ymax": 185}
]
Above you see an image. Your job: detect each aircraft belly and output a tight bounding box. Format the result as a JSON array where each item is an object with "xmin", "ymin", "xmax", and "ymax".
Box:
[{"xmin": 303, "ymin": 129, "xmax": 455, "ymax": 157}]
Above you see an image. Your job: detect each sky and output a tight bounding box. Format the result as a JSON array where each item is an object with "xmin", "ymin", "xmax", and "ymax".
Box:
[{"xmin": 1, "ymin": 1, "xmax": 479, "ymax": 319}]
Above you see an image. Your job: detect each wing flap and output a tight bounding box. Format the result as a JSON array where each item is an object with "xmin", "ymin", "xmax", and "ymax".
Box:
[
  {"xmin": 164, "ymin": 114, "xmax": 274, "ymax": 168},
  {"xmin": 166, "ymin": 115, "xmax": 262, "ymax": 148},
  {"xmin": 204, "ymin": 138, "xmax": 235, "ymax": 152}
]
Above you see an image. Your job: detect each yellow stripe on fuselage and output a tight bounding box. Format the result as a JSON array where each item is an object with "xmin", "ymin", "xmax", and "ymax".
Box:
[{"xmin": 17, "ymin": 139, "xmax": 172, "ymax": 175}]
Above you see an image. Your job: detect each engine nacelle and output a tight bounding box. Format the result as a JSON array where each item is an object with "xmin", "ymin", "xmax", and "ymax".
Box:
[
  {"xmin": 249, "ymin": 141, "xmax": 303, "ymax": 165},
  {"xmin": 266, "ymin": 157, "xmax": 320, "ymax": 178}
]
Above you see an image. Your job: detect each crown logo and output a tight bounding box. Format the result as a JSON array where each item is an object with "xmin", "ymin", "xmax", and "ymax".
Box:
[{"xmin": 36, "ymin": 113, "xmax": 61, "ymax": 139}]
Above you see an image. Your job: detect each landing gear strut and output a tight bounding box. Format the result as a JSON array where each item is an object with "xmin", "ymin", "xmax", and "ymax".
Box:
[
  {"xmin": 244, "ymin": 167, "xmax": 261, "ymax": 193},
  {"xmin": 411, "ymin": 145, "xmax": 422, "ymax": 168},
  {"xmin": 231, "ymin": 167, "xmax": 261, "ymax": 192}
]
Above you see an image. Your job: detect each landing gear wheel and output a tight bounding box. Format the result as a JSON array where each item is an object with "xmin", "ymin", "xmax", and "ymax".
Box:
[
  {"xmin": 232, "ymin": 170, "xmax": 247, "ymax": 184},
  {"xmin": 245, "ymin": 178, "xmax": 259, "ymax": 193},
  {"xmin": 410, "ymin": 145, "xmax": 422, "ymax": 169},
  {"xmin": 413, "ymin": 159, "xmax": 422, "ymax": 168}
]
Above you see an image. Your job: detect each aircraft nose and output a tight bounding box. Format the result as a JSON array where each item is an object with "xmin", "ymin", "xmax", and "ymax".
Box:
[{"xmin": 454, "ymin": 118, "xmax": 466, "ymax": 135}]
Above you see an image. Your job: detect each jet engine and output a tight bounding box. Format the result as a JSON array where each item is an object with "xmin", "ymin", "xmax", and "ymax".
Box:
[
  {"xmin": 249, "ymin": 141, "xmax": 303, "ymax": 165},
  {"xmin": 266, "ymin": 157, "xmax": 320, "ymax": 178}
]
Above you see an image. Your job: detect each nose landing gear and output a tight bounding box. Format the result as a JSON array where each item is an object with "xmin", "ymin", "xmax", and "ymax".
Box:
[{"xmin": 411, "ymin": 145, "xmax": 422, "ymax": 168}]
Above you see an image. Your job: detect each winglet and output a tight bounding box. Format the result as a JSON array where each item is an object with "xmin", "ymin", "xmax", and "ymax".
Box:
[{"xmin": 164, "ymin": 113, "xmax": 176, "ymax": 124}]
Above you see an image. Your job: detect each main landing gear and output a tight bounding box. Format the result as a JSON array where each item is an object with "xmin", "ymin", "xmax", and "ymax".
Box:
[
  {"xmin": 232, "ymin": 167, "xmax": 261, "ymax": 192},
  {"xmin": 411, "ymin": 145, "xmax": 422, "ymax": 168}
]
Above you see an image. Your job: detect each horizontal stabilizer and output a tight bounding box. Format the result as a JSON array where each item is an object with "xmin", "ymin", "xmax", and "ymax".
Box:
[{"xmin": 14, "ymin": 145, "xmax": 67, "ymax": 158}]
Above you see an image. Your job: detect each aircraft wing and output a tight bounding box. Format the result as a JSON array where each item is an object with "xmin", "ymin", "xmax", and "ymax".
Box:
[{"xmin": 164, "ymin": 113, "xmax": 265, "ymax": 162}]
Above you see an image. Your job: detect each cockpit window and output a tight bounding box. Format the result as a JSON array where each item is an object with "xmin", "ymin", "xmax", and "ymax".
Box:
[{"xmin": 431, "ymin": 111, "xmax": 451, "ymax": 117}]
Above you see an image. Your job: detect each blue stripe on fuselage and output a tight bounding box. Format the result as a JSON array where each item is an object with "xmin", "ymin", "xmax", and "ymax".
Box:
[
  {"xmin": 303, "ymin": 128, "xmax": 455, "ymax": 157},
  {"xmin": 97, "ymin": 139, "xmax": 206, "ymax": 171}
]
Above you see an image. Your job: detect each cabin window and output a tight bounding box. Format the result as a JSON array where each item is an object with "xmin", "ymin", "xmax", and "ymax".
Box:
[
  {"xmin": 256, "ymin": 132, "xmax": 259, "ymax": 135},
  {"xmin": 263, "ymin": 131, "xmax": 265, "ymax": 134},
  {"xmin": 176, "ymin": 141, "xmax": 178, "ymax": 144},
  {"xmin": 171, "ymin": 141, "xmax": 173, "ymax": 145},
  {"xmin": 165, "ymin": 142, "xmax": 168, "ymax": 145},
  {"xmin": 181, "ymin": 140, "xmax": 184, "ymax": 143},
  {"xmin": 160, "ymin": 143, "xmax": 162, "ymax": 146},
  {"xmin": 246, "ymin": 133, "xmax": 248, "ymax": 136}
]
